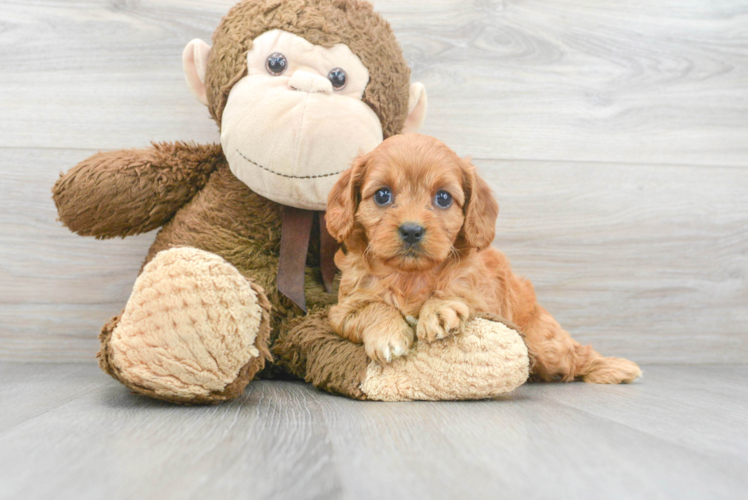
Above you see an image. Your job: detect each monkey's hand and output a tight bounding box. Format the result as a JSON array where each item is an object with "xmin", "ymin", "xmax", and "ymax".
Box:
[
  {"xmin": 52, "ymin": 142, "xmax": 221, "ymax": 238},
  {"xmin": 416, "ymin": 298, "xmax": 470, "ymax": 343}
]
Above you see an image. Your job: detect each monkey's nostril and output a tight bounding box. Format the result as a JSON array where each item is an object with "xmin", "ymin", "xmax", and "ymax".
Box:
[{"xmin": 399, "ymin": 223, "xmax": 425, "ymax": 245}]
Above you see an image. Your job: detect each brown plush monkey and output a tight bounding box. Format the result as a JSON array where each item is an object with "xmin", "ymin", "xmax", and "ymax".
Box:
[{"xmin": 52, "ymin": 0, "xmax": 530, "ymax": 404}]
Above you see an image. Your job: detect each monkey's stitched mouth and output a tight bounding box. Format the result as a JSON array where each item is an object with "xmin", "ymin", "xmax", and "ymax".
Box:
[{"xmin": 236, "ymin": 149, "xmax": 344, "ymax": 179}]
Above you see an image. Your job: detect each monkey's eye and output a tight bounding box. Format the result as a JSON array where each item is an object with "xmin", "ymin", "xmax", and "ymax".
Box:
[
  {"xmin": 434, "ymin": 190, "xmax": 453, "ymax": 209},
  {"xmin": 327, "ymin": 68, "xmax": 347, "ymax": 90},
  {"xmin": 265, "ymin": 53, "xmax": 288, "ymax": 76},
  {"xmin": 374, "ymin": 187, "xmax": 392, "ymax": 206}
]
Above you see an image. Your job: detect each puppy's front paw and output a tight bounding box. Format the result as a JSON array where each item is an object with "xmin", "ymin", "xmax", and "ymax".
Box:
[
  {"xmin": 364, "ymin": 320, "xmax": 414, "ymax": 364},
  {"xmin": 417, "ymin": 299, "xmax": 470, "ymax": 343}
]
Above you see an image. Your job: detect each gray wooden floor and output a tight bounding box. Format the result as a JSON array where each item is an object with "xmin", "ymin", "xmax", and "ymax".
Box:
[{"xmin": 0, "ymin": 362, "xmax": 746, "ymax": 500}]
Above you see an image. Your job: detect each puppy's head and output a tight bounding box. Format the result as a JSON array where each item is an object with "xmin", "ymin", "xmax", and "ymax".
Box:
[{"xmin": 326, "ymin": 134, "xmax": 498, "ymax": 271}]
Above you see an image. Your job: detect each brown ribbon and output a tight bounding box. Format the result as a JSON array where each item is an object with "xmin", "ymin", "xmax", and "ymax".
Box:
[{"xmin": 277, "ymin": 207, "xmax": 339, "ymax": 312}]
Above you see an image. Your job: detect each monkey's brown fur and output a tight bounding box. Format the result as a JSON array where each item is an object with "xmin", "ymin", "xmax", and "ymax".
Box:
[{"xmin": 53, "ymin": 0, "xmax": 411, "ymax": 402}]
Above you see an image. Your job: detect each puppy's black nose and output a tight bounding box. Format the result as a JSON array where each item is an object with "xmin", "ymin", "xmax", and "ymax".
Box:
[{"xmin": 399, "ymin": 223, "xmax": 425, "ymax": 245}]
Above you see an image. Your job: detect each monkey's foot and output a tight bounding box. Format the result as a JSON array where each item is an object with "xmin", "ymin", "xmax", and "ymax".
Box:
[
  {"xmin": 362, "ymin": 315, "xmax": 530, "ymax": 401},
  {"xmin": 98, "ymin": 247, "xmax": 271, "ymax": 404}
]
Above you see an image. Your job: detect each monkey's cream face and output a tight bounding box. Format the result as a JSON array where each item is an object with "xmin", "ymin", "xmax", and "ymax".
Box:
[{"xmin": 220, "ymin": 30, "xmax": 384, "ymax": 210}]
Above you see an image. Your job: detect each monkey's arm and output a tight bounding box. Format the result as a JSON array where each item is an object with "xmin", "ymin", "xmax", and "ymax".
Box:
[{"xmin": 53, "ymin": 142, "xmax": 222, "ymax": 238}]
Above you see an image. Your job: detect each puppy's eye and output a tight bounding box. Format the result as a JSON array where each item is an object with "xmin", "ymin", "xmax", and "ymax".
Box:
[
  {"xmin": 374, "ymin": 187, "xmax": 392, "ymax": 206},
  {"xmin": 266, "ymin": 53, "xmax": 288, "ymax": 76},
  {"xmin": 434, "ymin": 190, "xmax": 453, "ymax": 209},
  {"xmin": 328, "ymin": 68, "xmax": 347, "ymax": 90}
]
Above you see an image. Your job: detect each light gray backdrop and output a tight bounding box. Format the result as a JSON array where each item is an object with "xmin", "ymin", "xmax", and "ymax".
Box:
[{"xmin": 1, "ymin": 0, "xmax": 746, "ymax": 363}]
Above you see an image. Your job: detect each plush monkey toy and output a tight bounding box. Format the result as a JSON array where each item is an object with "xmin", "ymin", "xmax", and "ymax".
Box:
[{"xmin": 52, "ymin": 0, "xmax": 531, "ymax": 404}]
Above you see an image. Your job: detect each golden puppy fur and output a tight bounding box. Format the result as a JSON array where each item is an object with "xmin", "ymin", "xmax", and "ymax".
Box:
[{"xmin": 326, "ymin": 134, "xmax": 641, "ymax": 384}]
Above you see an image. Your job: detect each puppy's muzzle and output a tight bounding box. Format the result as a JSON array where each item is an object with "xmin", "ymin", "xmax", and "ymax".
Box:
[{"xmin": 399, "ymin": 222, "xmax": 425, "ymax": 246}]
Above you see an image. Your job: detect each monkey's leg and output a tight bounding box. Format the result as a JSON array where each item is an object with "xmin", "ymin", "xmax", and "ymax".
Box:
[
  {"xmin": 273, "ymin": 309, "xmax": 371, "ymax": 399},
  {"xmin": 273, "ymin": 312, "xmax": 530, "ymax": 401},
  {"xmin": 98, "ymin": 247, "xmax": 271, "ymax": 404}
]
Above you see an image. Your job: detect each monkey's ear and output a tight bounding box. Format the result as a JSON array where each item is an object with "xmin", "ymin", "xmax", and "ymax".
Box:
[
  {"xmin": 182, "ymin": 39, "xmax": 212, "ymax": 106},
  {"xmin": 402, "ymin": 83, "xmax": 428, "ymax": 134}
]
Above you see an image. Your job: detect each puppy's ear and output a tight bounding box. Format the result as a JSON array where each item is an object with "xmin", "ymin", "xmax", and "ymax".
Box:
[
  {"xmin": 461, "ymin": 160, "xmax": 499, "ymax": 250},
  {"xmin": 325, "ymin": 153, "xmax": 368, "ymax": 242}
]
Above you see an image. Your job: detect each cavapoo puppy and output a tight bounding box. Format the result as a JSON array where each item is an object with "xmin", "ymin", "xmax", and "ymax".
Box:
[{"xmin": 326, "ymin": 134, "xmax": 641, "ymax": 384}]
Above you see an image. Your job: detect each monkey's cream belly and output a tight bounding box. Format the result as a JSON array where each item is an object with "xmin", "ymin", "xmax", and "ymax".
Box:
[{"xmin": 221, "ymin": 77, "xmax": 383, "ymax": 210}]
